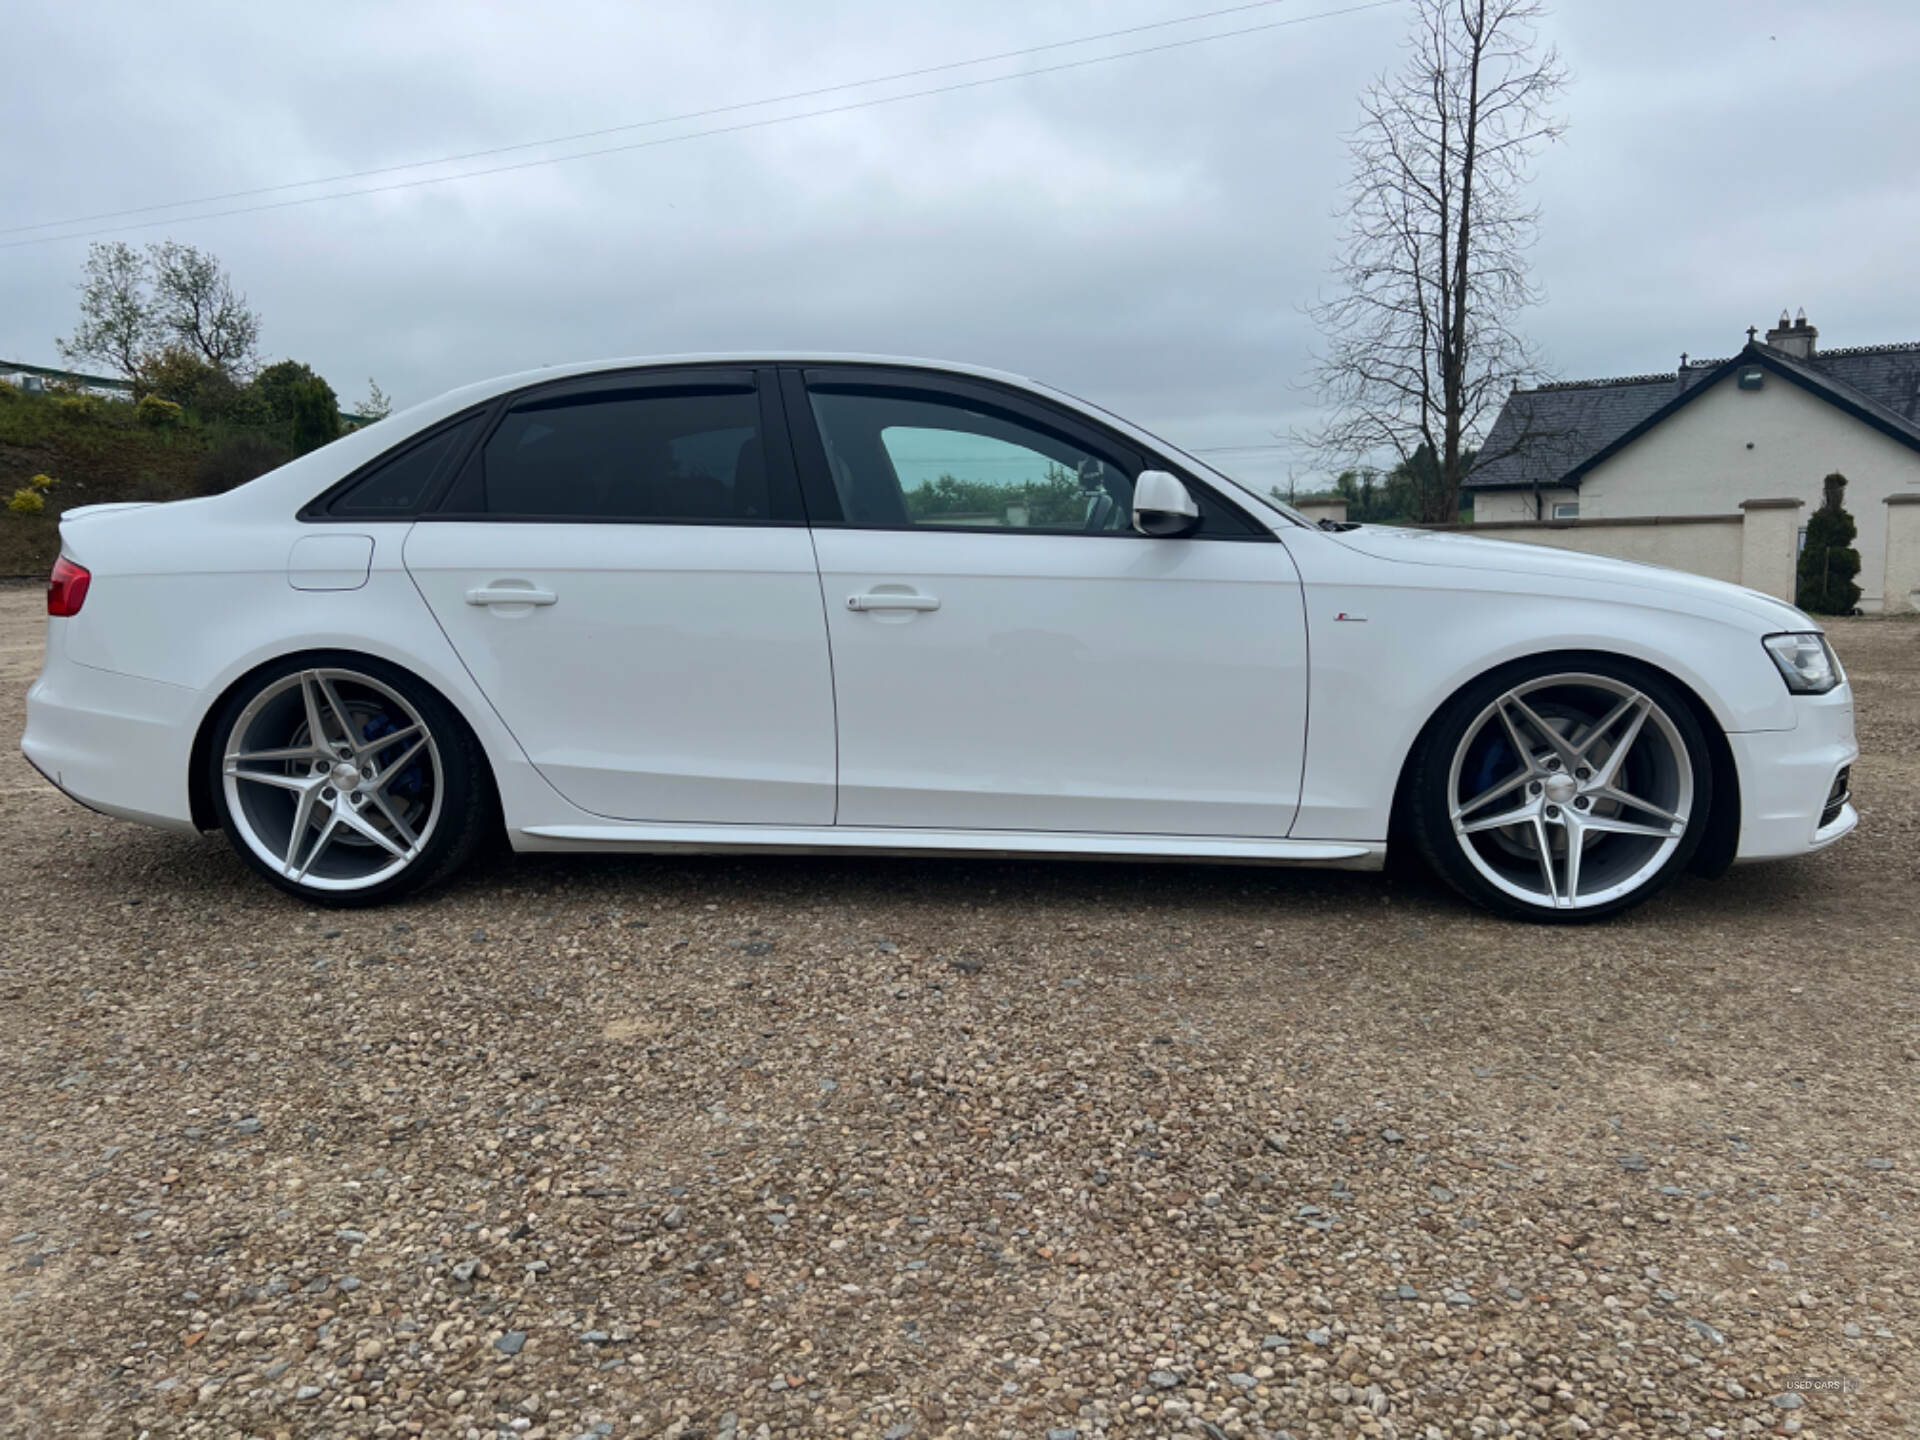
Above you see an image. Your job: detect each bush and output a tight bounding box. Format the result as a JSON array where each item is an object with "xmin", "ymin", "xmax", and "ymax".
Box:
[
  {"xmin": 195, "ymin": 433, "xmax": 293, "ymax": 496},
  {"xmin": 136, "ymin": 394, "xmax": 184, "ymax": 428},
  {"xmin": 287, "ymin": 380, "xmax": 341, "ymax": 454},
  {"xmin": 135, "ymin": 347, "xmax": 237, "ymax": 413},
  {"xmin": 254, "ymin": 359, "xmax": 342, "ymax": 454},
  {"xmin": 29, "ymin": 473, "xmax": 58, "ymax": 491},
  {"xmin": 8, "ymin": 488, "xmax": 45, "ymax": 515},
  {"xmin": 1796, "ymin": 472, "xmax": 1863, "ymax": 615},
  {"xmin": 53, "ymin": 393, "xmax": 101, "ymax": 420}
]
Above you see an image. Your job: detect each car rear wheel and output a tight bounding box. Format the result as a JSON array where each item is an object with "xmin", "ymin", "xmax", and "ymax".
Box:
[
  {"xmin": 208, "ymin": 655, "xmax": 490, "ymax": 906},
  {"xmin": 1408, "ymin": 657, "xmax": 1715, "ymax": 922}
]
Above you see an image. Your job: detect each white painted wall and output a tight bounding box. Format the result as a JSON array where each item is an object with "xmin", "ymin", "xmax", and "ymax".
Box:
[
  {"xmin": 1574, "ymin": 371, "xmax": 1920, "ymax": 610},
  {"xmin": 1295, "ymin": 497, "xmax": 1349, "ymax": 525},
  {"xmin": 1471, "ymin": 487, "xmax": 1577, "ymax": 523},
  {"xmin": 1440, "ymin": 517, "xmax": 1748, "ymax": 587},
  {"xmin": 1885, "ymin": 498, "xmax": 1920, "ymax": 614}
]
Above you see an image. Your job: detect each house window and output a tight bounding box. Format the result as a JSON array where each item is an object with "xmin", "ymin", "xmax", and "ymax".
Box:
[{"xmin": 1551, "ymin": 501, "xmax": 1580, "ymax": 520}]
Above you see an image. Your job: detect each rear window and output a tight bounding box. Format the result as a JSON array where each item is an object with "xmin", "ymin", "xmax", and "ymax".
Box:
[
  {"xmin": 441, "ymin": 387, "xmax": 774, "ymax": 522},
  {"xmin": 323, "ymin": 416, "xmax": 482, "ymax": 517}
]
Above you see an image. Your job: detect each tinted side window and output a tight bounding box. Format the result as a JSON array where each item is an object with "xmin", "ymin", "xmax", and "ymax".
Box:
[
  {"xmin": 807, "ymin": 390, "xmax": 1134, "ymax": 533},
  {"xmin": 451, "ymin": 388, "xmax": 771, "ymax": 521},
  {"xmin": 324, "ymin": 415, "xmax": 481, "ymax": 517}
]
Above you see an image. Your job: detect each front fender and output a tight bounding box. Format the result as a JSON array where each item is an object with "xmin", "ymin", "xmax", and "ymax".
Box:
[{"xmin": 1282, "ymin": 535, "xmax": 1794, "ymax": 842}]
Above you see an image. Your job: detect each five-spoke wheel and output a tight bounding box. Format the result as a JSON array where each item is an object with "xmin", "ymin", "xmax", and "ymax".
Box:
[
  {"xmin": 1411, "ymin": 659, "xmax": 1712, "ymax": 920},
  {"xmin": 208, "ymin": 655, "xmax": 490, "ymax": 904}
]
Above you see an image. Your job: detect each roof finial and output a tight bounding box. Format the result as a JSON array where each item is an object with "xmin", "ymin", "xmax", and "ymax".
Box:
[
  {"xmin": 1747, "ymin": 325, "xmax": 1758, "ymax": 343},
  {"xmin": 1780, "ymin": 309, "xmax": 1791, "ymax": 327},
  {"xmin": 1795, "ymin": 306, "xmax": 1807, "ymax": 324}
]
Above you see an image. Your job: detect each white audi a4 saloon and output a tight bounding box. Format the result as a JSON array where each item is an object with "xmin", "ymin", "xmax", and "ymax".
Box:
[{"xmin": 21, "ymin": 355, "xmax": 1857, "ymax": 920}]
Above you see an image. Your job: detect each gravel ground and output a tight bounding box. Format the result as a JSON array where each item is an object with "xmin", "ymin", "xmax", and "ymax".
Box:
[{"xmin": 1, "ymin": 585, "xmax": 1916, "ymax": 1440}]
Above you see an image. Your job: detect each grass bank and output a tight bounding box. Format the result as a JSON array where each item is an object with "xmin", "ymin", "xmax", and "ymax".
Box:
[{"xmin": 0, "ymin": 383, "xmax": 289, "ymax": 575}]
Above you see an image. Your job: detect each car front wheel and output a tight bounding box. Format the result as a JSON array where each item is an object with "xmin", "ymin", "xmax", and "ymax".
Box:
[
  {"xmin": 1408, "ymin": 658, "xmax": 1715, "ymax": 922},
  {"xmin": 208, "ymin": 655, "xmax": 490, "ymax": 905}
]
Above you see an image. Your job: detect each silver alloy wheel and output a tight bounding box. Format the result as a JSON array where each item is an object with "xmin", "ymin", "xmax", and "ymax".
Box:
[
  {"xmin": 222, "ymin": 667, "xmax": 444, "ymax": 893},
  {"xmin": 1446, "ymin": 673, "xmax": 1694, "ymax": 911}
]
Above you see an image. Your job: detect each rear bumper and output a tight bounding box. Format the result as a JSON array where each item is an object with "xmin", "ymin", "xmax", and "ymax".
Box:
[
  {"xmin": 1729, "ymin": 684, "xmax": 1859, "ymax": 861},
  {"xmin": 21, "ymin": 638, "xmax": 202, "ymax": 833}
]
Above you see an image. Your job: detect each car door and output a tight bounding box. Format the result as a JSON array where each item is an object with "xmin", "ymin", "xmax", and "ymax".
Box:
[
  {"xmin": 785, "ymin": 366, "xmax": 1309, "ymax": 837},
  {"xmin": 403, "ymin": 366, "xmax": 837, "ymax": 825}
]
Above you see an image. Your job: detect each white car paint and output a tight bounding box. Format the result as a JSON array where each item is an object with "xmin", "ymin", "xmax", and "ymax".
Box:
[
  {"xmin": 404, "ymin": 520, "xmax": 838, "ymax": 825},
  {"xmin": 1277, "ymin": 523, "xmax": 1816, "ymax": 844},
  {"xmin": 288, "ymin": 532, "xmax": 374, "ymax": 590},
  {"xmin": 1724, "ymin": 685, "xmax": 1858, "ymax": 859},
  {"xmin": 811, "ymin": 527, "xmax": 1308, "ymax": 836},
  {"xmin": 21, "ymin": 353, "xmax": 1857, "ymax": 898}
]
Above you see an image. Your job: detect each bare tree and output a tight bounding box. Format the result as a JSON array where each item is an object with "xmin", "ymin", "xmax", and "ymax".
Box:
[
  {"xmin": 148, "ymin": 240, "xmax": 261, "ymax": 377},
  {"xmin": 1308, "ymin": 0, "xmax": 1565, "ymax": 522},
  {"xmin": 56, "ymin": 240, "xmax": 264, "ymax": 382},
  {"xmin": 57, "ymin": 241, "xmax": 156, "ymax": 378}
]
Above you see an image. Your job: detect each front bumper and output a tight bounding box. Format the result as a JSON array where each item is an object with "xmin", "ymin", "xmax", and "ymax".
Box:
[
  {"xmin": 22, "ymin": 633, "xmax": 202, "ymax": 833},
  {"xmin": 1728, "ymin": 683, "xmax": 1859, "ymax": 861}
]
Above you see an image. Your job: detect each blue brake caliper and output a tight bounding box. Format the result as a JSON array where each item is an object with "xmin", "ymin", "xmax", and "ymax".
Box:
[
  {"xmin": 360, "ymin": 713, "xmax": 426, "ymax": 802},
  {"xmin": 1470, "ymin": 733, "xmax": 1513, "ymax": 800}
]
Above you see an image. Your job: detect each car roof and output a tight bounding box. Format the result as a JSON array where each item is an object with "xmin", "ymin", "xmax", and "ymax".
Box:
[{"xmin": 456, "ymin": 352, "xmax": 1040, "ymax": 396}]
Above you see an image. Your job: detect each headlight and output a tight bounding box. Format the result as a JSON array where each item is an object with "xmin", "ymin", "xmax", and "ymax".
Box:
[{"xmin": 1763, "ymin": 632, "xmax": 1842, "ymax": 694}]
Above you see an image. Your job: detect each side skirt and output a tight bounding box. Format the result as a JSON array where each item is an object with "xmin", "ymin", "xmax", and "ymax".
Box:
[{"xmin": 515, "ymin": 823, "xmax": 1385, "ymax": 869}]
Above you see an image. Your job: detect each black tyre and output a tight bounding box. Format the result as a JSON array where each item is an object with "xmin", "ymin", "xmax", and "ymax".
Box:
[
  {"xmin": 1406, "ymin": 654, "xmax": 1716, "ymax": 922},
  {"xmin": 207, "ymin": 652, "xmax": 493, "ymax": 906}
]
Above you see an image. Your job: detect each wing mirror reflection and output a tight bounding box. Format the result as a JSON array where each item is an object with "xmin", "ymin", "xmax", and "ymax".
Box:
[{"xmin": 1131, "ymin": 469, "xmax": 1200, "ymax": 537}]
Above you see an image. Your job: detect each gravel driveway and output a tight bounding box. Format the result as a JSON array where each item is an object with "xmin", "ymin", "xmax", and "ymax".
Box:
[{"xmin": 2, "ymin": 584, "xmax": 1915, "ymax": 1439}]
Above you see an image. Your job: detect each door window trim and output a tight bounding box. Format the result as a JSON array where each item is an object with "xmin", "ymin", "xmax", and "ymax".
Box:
[{"xmin": 781, "ymin": 364, "xmax": 1270, "ymax": 540}]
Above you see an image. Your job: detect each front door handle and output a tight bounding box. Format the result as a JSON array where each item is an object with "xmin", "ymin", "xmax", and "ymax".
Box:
[
  {"xmin": 467, "ymin": 582, "xmax": 558, "ymax": 607},
  {"xmin": 847, "ymin": 591, "xmax": 940, "ymax": 612}
]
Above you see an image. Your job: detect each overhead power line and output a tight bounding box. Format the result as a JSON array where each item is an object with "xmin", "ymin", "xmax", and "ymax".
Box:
[
  {"xmin": 4, "ymin": 0, "xmax": 1307, "ymax": 238},
  {"xmin": 3, "ymin": 0, "xmax": 1400, "ymax": 251}
]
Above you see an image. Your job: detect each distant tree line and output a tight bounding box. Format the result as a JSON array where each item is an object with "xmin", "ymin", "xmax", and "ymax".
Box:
[
  {"xmin": 905, "ymin": 465, "xmax": 1088, "ymax": 527},
  {"xmin": 1278, "ymin": 443, "xmax": 1475, "ymax": 524}
]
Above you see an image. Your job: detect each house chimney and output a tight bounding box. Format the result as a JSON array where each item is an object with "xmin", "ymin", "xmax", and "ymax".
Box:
[{"xmin": 1765, "ymin": 306, "xmax": 1818, "ymax": 358}]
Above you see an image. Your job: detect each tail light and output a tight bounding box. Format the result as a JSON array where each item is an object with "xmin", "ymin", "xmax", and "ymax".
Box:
[{"xmin": 47, "ymin": 556, "xmax": 91, "ymax": 617}]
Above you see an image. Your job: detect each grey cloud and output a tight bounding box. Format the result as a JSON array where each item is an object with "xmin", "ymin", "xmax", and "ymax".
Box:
[{"xmin": 4, "ymin": 0, "xmax": 1915, "ymax": 496}]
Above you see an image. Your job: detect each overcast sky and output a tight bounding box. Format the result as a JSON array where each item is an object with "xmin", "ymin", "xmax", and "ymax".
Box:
[{"xmin": 5, "ymin": 0, "xmax": 1917, "ymax": 491}]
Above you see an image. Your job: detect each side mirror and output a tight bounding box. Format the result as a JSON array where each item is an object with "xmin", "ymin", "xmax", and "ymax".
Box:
[{"xmin": 1131, "ymin": 469, "xmax": 1200, "ymax": 537}]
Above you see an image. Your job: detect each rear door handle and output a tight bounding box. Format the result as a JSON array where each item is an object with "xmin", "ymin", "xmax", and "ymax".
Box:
[
  {"xmin": 467, "ymin": 583, "xmax": 558, "ymax": 607},
  {"xmin": 847, "ymin": 592, "xmax": 940, "ymax": 612}
]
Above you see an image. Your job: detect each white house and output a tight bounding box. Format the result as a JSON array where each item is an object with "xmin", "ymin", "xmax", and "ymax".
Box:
[{"xmin": 1466, "ymin": 313, "xmax": 1920, "ymax": 611}]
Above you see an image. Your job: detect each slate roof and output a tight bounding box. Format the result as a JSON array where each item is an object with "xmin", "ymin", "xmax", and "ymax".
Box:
[{"xmin": 1466, "ymin": 339, "xmax": 1920, "ymax": 490}]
